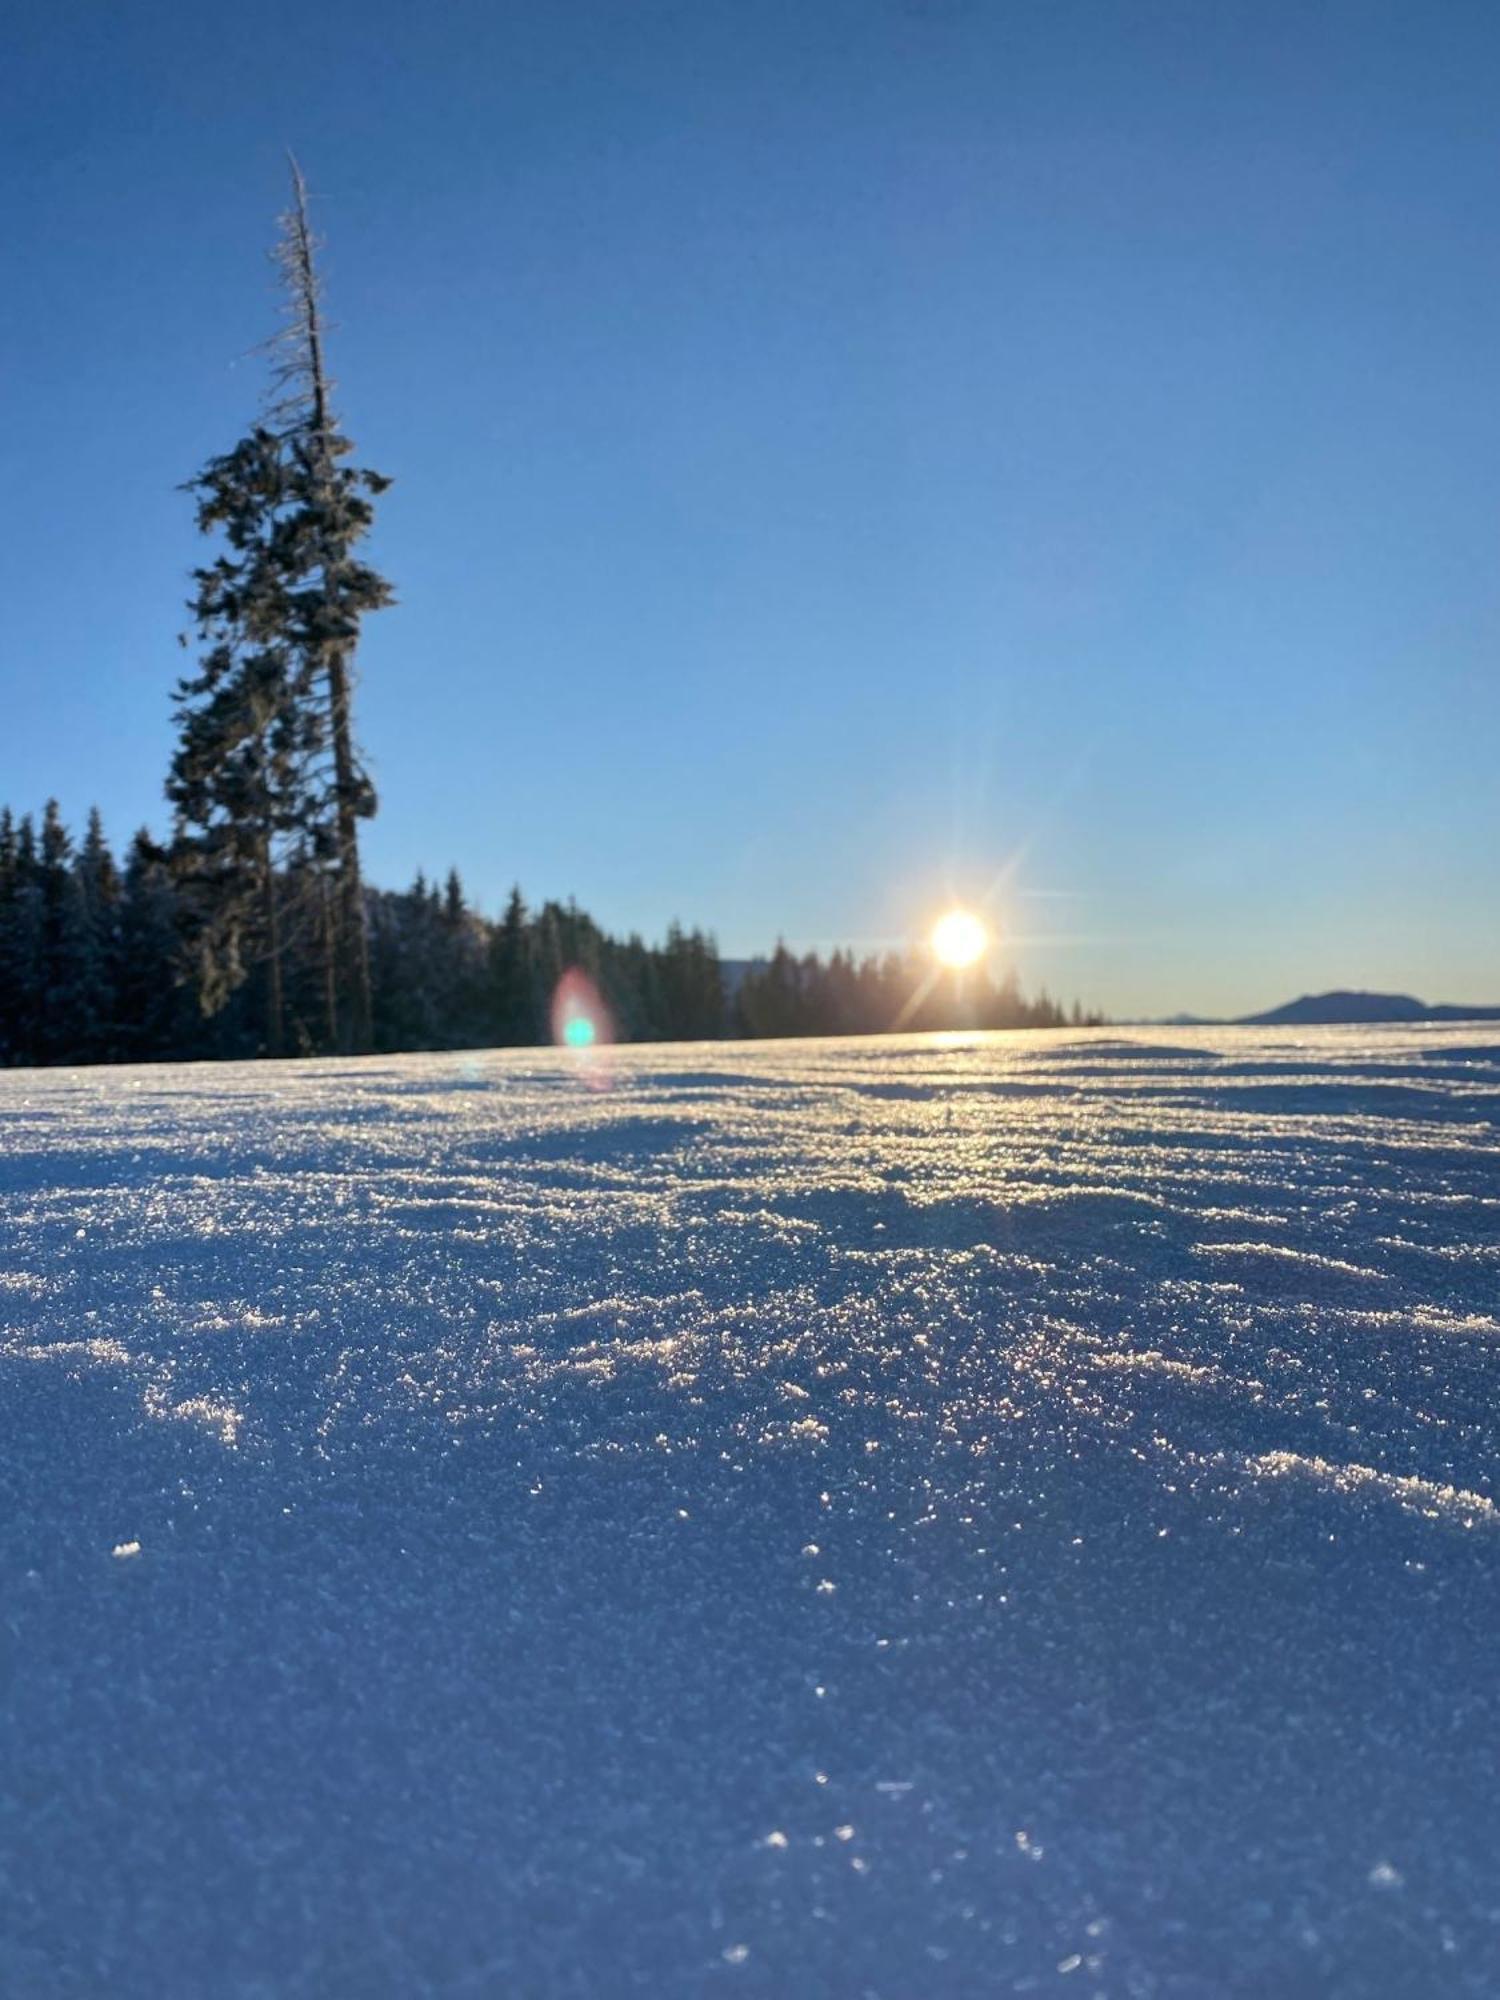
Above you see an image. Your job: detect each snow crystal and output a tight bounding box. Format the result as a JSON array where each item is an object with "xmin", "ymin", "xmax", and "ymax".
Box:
[{"xmin": 1244, "ymin": 1450, "xmax": 1498, "ymax": 1525}]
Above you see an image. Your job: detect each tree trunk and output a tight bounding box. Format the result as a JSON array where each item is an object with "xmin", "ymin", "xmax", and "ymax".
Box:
[
  {"xmin": 261, "ymin": 827, "xmax": 284, "ymax": 1059},
  {"xmin": 325, "ymin": 644, "xmax": 371, "ymax": 1053},
  {"xmin": 320, "ymin": 872, "xmax": 339, "ymax": 1052},
  {"xmin": 285, "ymin": 159, "xmax": 373, "ymax": 1055}
]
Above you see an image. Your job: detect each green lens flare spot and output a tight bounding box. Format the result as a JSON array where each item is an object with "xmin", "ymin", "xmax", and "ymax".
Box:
[{"xmin": 563, "ymin": 1016, "xmax": 596, "ymax": 1049}]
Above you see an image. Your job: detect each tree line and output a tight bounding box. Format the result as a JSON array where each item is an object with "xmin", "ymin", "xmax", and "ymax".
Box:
[
  {"xmin": 0, "ymin": 163, "xmax": 1100, "ymax": 1067},
  {"xmin": 734, "ymin": 944, "xmax": 1093, "ymax": 1037},
  {"xmin": 0, "ymin": 808, "xmax": 721, "ymax": 1062},
  {"xmin": 0, "ymin": 804, "xmax": 1096, "ymax": 1065}
]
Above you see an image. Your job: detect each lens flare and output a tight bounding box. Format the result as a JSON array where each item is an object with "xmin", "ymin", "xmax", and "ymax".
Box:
[
  {"xmin": 550, "ymin": 968, "xmax": 613, "ymax": 1054},
  {"xmin": 930, "ymin": 909, "xmax": 989, "ymax": 969}
]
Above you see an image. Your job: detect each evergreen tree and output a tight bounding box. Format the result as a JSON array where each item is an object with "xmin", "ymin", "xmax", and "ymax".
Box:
[
  {"xmin": 267, "ymin": 157, "xmax": 393, "ymax": 1051},
  {"xmin": 736, "ymin": 943, "xmax": 806, "ymax": 1038},
  {"xmin": 0, "ymin": 810, "xmax": 30, "ymax": 1063},
  {"xmin": 486, "ymin": 886, "xmax": 537, "ymax": 1045},
  {"xmin": 656, "ymin": 922, "xmax": 725, "ymax": 1040},
  {"xmin": 607, "ymin": 932, "xmax": 658, "ymax": 1042},
  {"xmin": 75, "ymin": 807, "xmax": 121, "ymax": 1058},
  {"xmin": 439, "ymin": 870, "xmax": 488, "ymax": 1046},
  {"xmin": 167, "ymin": 158, "xmax": 392, "ymax": 1058},
  {"xmin": 35, "ymin": 801, "xmax": 92, "ymax": 1061},
  {"xmin": 369, "ymin": 871, "xmax": 447, "ymax": 1049},
  {"xmin": 6, "ymin": 816, "xmax": 45, "ymax": 1064},
  {"xmin": 114, "ymin": 829, "xmax": 190, "ymax": 1060},
  {"xmin": 168, "ymin": 456, "xmax": 313, "ymax": 1055}
]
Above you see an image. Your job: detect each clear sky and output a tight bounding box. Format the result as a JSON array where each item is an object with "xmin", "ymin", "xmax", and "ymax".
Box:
[{"xmin": 3, "ymin": 0, "xmax": 1497, "ymax": 1018}]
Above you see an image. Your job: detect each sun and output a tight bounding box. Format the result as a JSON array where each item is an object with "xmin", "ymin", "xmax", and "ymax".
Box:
[{"xmin": 930, "ymin": 908, "xmax": 989, "ymax": 969}]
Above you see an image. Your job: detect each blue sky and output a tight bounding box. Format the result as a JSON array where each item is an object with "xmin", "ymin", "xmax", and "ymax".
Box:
[{"xmin": 3, "ymin": 0, "xmax": 1497, "ymax": 1017}]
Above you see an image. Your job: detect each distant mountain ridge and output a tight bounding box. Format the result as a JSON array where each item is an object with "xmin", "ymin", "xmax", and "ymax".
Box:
[{"xmin": 1240, "ymin": 990, "xmax": 1500, "ymax": 1026}]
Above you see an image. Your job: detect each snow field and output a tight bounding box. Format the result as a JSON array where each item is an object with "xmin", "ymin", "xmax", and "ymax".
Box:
[{"xmin": 2, "ymin": 1025, "xmax": 1498, "ymax": 1995}]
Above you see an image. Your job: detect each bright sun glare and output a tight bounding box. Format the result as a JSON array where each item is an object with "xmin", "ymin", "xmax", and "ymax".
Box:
[{"xmin": 930, "ymin": 909, "xmax": 989, "ymax": 970}]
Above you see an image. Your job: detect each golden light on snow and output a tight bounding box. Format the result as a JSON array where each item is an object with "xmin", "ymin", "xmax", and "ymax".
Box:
[{"xmin": 930, "ymin": 908, "xmax": 989, "ymax": 969}]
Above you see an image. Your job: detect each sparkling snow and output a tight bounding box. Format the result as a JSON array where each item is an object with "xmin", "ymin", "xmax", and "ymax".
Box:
[{"xmin": 2, "ymin": 1025, "xmax": 1499, "ymax": 1995}]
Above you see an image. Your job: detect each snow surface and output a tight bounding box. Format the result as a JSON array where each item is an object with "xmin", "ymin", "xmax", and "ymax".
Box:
[{"xmin": 2, "ymin": 1024, "xmax": 1499, "ymax": 1997}]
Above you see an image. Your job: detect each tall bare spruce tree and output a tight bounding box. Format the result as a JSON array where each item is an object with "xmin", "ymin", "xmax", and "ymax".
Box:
[
  {"xmin": 171, "ymin": 157, "xmax": 392, "ymax": 1054},
  {"xmin": 271, "ymin": 157, "xmax": 391, "ymax": 1050}
]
